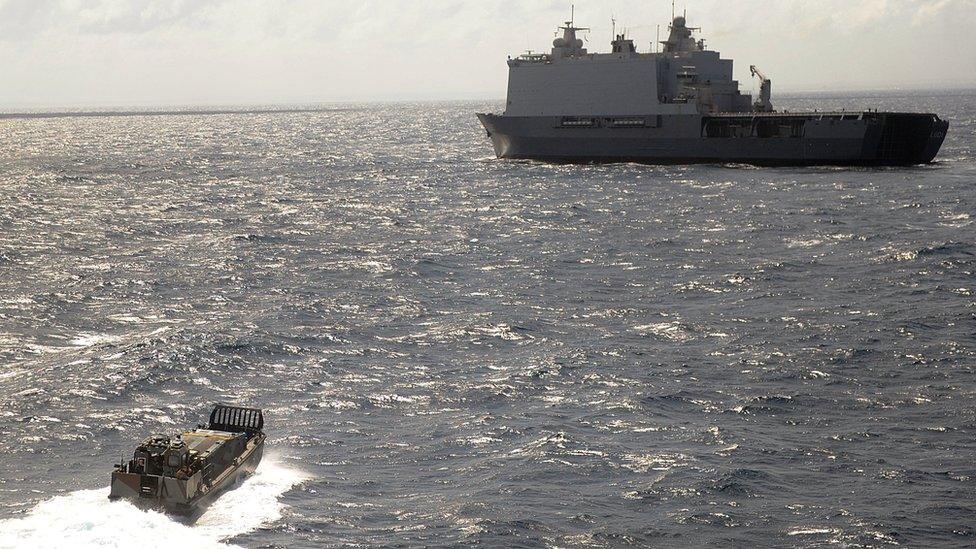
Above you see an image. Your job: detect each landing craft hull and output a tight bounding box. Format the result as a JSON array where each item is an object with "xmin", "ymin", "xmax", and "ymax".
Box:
[
  {"xmin": 477, "ymin": 112, "xmax": 948, "ymax": 167},
  {"xmin": 175, "ymin": 438, "xmax": 264, "ymax": 516},
  {"xmin": 110, "ymin": 436, "xmax": 264, "ymax": 517}
]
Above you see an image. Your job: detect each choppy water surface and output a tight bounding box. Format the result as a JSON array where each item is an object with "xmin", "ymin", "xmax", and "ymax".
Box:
[{"xmin": 0, "ymin": 92, "xmax": 974, "ymax": 548}]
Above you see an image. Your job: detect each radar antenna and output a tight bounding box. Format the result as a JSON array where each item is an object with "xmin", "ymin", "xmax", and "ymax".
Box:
[
  {"xmin": 558, "ymin": 5, "xmax": 589, "ymax": 34},
  {"xmin": 551, "ymin": 3, "xmax": 589, "ymax": 58}
]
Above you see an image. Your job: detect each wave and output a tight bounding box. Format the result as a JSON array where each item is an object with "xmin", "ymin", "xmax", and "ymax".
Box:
[{"xmin": 0, "ymin": 457, "xmax": 306, "ymax": 549}]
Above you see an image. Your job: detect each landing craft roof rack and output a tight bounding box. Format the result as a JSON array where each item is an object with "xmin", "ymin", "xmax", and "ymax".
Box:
[{"xmin": 208, "ymin": 404, "xmax": 264, "ymax": 434}]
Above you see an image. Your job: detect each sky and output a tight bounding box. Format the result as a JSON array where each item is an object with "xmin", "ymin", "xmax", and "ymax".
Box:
[{"xmin": 0, "ymin": 0, "xmax": 974, "ymax": 107}]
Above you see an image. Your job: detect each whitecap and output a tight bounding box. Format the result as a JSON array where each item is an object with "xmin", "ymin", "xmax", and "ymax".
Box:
[
  {"xmin": 785, "ymin": 237, "xmax": 824, "ymax": 249},
  {"xmin": 632, "ymin": 322, "xmax": 694, "ymax": 342},
  {"xmin": 69, "ymin": 333, "xmax": 123, "ymax": 347},
  {"xmin": 457, "ymin": 436, "xmax": 501, "ymax": 446},
  {"xmin": 787, "ymin": 527, "xmax": 841, "ymax": 536}
]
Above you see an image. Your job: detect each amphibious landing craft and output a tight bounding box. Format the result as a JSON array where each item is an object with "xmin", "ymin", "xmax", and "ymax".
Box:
[
  {"xmin": 477, "ymin": 11, "xmax": 948, "ymax": 166},
  {"xmin": 109, "ymin": 405, "xmax": 265, "ymax": 515}
]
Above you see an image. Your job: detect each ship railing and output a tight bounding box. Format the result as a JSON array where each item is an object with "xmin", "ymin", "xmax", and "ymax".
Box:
[{"xmin": 515, "ymin": 53, "xmax": 549, "ymax": 62}]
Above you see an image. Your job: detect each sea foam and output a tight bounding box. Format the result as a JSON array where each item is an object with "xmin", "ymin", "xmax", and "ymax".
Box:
[{"xmin": 0, "ymin": 458, "xmax": 306, "ymax": 549}]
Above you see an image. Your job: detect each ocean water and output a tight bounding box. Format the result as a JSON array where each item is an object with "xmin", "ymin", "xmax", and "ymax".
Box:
[{"xmin": 0, "ymin": 91, "xmax": 974, "ymax": 548}]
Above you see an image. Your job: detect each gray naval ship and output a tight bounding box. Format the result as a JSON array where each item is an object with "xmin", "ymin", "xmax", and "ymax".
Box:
[
  {"xmin": 477, "ymin": 12, "xmax": 949, "ymax": 166},
  {"xmin": 109, "ymin": 404, "xmax": 265, "ymax": 515}
]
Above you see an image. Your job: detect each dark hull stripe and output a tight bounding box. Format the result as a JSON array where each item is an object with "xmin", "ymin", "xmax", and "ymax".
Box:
[{"xmin": 477, "ymin": 112, "xmax": 949, "ymax": 167}]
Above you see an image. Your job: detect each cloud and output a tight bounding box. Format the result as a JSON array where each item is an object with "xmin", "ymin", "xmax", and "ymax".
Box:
[
  {"xmin": 846, "ymin": 0, "xmax": 892, "ymax": 27},
  {"xmin": 0, "ymin": 0, "xmax": 973, "ymax": 106},
  {"xmin": 913, "ymin": 0, "xmax": 954, "ymax": 25}
]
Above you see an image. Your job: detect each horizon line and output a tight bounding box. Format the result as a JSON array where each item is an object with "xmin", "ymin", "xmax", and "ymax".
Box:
[{"xmin": 0, "ymin": 86, "xmax": 973, "ymax": 117}]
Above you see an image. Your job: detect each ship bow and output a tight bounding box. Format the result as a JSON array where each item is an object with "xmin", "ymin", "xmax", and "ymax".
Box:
[{"xmin": 476, "ymin": 113, "xmax": 510, "ymax": 158}]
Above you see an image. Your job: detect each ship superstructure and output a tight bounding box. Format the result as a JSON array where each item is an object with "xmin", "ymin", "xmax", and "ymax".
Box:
[
  {"xmin": 478, "ymin": 12, "xmax": 948, "ymax": 166},
  {"xmin": 506, "ymin": 15, "xmax": 751, "ymax": 117}
]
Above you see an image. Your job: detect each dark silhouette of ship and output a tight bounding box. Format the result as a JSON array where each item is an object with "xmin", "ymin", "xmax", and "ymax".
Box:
[{"xmin": 478, "ymin": 12, "xmax": 948, "ymax": 166}]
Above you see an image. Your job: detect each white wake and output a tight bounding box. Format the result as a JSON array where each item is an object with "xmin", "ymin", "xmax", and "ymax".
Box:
[{"xmin": 0, "ymin": 458, "xmax": 306, "ymax": 549}]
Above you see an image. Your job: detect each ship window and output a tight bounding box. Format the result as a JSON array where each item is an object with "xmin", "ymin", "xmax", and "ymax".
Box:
[
  {"xmin": 610, "ymin": 118, "xmax": 646, "ymax": 128},
  {"xmin": 704, "ymin": 119, "xmax": 751, "ymax": 138},
  {"xmin": 559, "ymin": 117, "xmax": 595, "ymax": 128}
]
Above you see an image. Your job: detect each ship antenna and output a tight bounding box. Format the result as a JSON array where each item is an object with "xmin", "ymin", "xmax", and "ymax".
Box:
[
  {"xmin": 571, "ymin": 4, "xmax": 574, "ymax": 27},
  {"xmin": 672, "ymin": 0, "xmax": 675, "ymax": 20}
]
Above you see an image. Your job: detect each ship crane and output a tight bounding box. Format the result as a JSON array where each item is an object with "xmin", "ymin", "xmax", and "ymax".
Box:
[{"xmin": 750, "ymin": 65, "xmax": 773, "ymax": 112}]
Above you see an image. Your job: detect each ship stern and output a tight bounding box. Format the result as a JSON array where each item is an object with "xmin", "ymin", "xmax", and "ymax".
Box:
[
  {"xmin": 110, "ymin": 469, "xmax": 199, "ymax": 514},
  {"xmin": 865, "ymin": 113, "xmax": 950, "ymax": 165},
  {"xmin": 109, "ymin": 470, "xmax": 142, "ymax": 501},
  {"xmin": 922, "ymin": 117, "xmax": 950, "ymax": 164}
]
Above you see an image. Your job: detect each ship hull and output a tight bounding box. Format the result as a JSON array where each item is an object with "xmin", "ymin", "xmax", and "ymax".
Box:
[
  {"xmin": 109, "ymin": 435, "xmax": 265, "ymax": 517},
  {"xmin": 477, "ymin": 112, "xmax": 948, "ymax": 167}
]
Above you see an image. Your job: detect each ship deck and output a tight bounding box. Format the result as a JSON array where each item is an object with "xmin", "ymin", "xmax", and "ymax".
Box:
[{"xmin": 182, "ymin": 429, "xmax": 236, "ymax": 460}]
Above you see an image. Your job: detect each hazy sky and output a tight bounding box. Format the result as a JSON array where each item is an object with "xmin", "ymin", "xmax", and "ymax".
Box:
[{"xmin": 1, "ymin": 0, "xmax": 974, "ymax": 107}]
